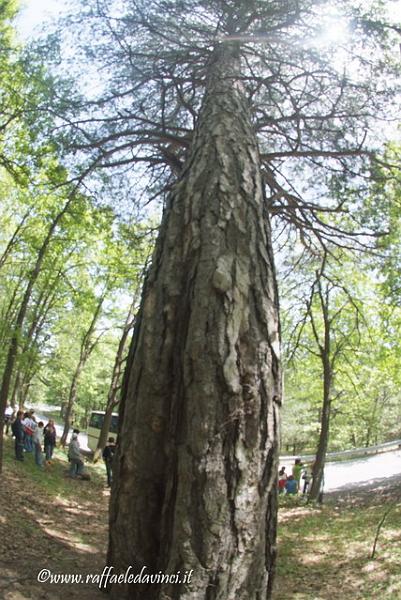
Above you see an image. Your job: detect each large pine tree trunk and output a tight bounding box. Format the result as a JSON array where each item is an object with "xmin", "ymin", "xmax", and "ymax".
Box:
[{"xmin": 108, "ymin": 45, "xmax": 281, "ymax": 600}]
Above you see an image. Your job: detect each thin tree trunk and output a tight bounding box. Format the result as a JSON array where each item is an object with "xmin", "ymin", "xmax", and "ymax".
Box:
[
  {"xmin": 59, "ymin": 363, "xmax": 83, "ymax": 446},
  {"xmin": 0, "ymin": 206, "xmax": 33, "ymax": 271},
  {"xmin": 0, "ymin": 198, "xmax": 73, "ymax": 472},
  {"xmin": 59, "ymin": 292, "xmax": 106, "ymax": 446},
  {"xmin": 12, "ymin": 289, "xmax": 56, "ymax": 408},
  {"xmin": 93, "ymin": 297, "xmax": 137, "ymax": 462},
  {"xmin": 309, "ymin": 358, "xmax": 331, "ymax": 501},
  {"xmin": 0, "ymin": 269, "xmax": 25, "ymax": 346},
  {"xmin": 365, "ymin": 395, "xmax": 379, "ymax": 448},
  {"xmin": 93, "ymin": 397, "xmax": 118, "ymax": 462},
  {"xmin": 3, "ymin": 248, "xmax": 66, "ymax": 409},
  {"xmin": 108, "ymin": 44, "xmax": 281, "ymax": 600},
  {"xmin": 309, "ymin": 278, "xmax": 332, "ymax": 502}
]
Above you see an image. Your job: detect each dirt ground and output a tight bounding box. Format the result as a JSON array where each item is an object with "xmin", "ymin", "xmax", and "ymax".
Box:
[
  {"xmin": 0, "ymin": 439, "xmax": 109, "ymax": 600},
  {"xmin": 2, "ymin": 436, "xmax": 401, "ymax": 600},
  {"xmin": 273, "ymin": 475, "xmax": 401, "ymax": 600}
]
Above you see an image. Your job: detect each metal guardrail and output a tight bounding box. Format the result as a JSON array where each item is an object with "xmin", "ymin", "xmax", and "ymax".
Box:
[{"xmin": 280, "ymin": 438, "xmax": 401, "ymax": 463}]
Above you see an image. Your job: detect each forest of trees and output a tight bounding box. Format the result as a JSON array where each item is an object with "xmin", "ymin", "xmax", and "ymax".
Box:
[{"xmin": 0, "ymin": 0, "xmax": 400, "ymax": 598}]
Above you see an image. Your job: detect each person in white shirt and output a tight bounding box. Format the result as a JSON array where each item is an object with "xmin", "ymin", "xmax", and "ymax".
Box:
[
  {"xmin": 33, "ymin": 421, "xmax": 44, "ymax": 467},
  {"xmin": 4, "ymin": 405, "xmax": 13, "ymax": 436}
]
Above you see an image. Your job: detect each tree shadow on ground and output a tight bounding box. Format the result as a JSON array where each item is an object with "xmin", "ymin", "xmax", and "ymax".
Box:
[
  {"xmin": 274, "ymin": 490, "xmax": 401, "ymax": 600},
  {"xmin": 325, "ymin": 474, "xmax": 401, "ymax": 511},
  {"xmin": 0, "ymin": 437, "xmax": 109, "ymax": 600}
]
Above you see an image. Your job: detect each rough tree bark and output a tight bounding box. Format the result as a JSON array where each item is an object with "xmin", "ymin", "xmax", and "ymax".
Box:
[{"xmin": 108, "ymin": 44, "xmax": 281, "ymax": 600}]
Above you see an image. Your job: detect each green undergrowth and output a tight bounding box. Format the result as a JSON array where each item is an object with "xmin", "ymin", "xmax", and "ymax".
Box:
[
  {"xmin": 3, "ymin": 435, "xmax": 106, "ymax": 502},
  {"xmin": 275, "ymin": 492, "xmax": 401, "ymax": 599}
]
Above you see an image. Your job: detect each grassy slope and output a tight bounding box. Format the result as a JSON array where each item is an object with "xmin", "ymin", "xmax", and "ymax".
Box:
[{"xmin": 274, "ymin": 495, "xmax": 401, "ymax": 599}]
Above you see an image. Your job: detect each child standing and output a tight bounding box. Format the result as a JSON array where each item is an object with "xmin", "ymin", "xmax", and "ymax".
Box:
[
  {"xmin": 278, "ymin": 466, "xmax": 287, "ymax": 494},
  {"xmin": 102, "ymin": 437, "xmax": 116, "ymax": 487},
  {"xmin": 302, "ymin": 464, "xmax": 312, "ymax": 494}
]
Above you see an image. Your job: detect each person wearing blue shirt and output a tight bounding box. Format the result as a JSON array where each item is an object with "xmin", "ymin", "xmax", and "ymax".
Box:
[{"xmin": 285, "ymin": 475, "xmax": 298, "ymax": 495}]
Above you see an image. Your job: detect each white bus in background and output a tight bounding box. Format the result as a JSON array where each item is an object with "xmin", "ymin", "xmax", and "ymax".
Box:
[{"xmin": 87, "ymin": 410, "xmax": 119, "ymax": 452}]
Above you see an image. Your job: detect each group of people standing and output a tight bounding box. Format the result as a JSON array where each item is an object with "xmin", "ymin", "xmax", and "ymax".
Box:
[
  {"xmin": 9, "ymin": 407, "xmax": 116, "ymax": 485},
  {"xmin": 11, "ymin": 409, "xmax": 56, "ymax": 467},
  {"xmin": 278, "ymin": 458, "xmax": 312, "ymax": 495}
]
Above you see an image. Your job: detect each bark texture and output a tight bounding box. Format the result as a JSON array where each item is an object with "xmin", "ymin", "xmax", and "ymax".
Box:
[{"xmin": 108, "ymin": 45, "xmax": 281, "ymax": 600}]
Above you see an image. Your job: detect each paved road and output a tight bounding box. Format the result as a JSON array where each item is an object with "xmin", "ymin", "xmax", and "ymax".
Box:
[
  {"xmin": 323, "ymin": 449, "xmax": 401, "ymax": 492},
  {"xmin": 31, "ymin": 404, "xmax": 401, "ymax": 491},
  {"xmin": 281, "ymin": 449, "xmax": 401, "ymax": 492}
]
